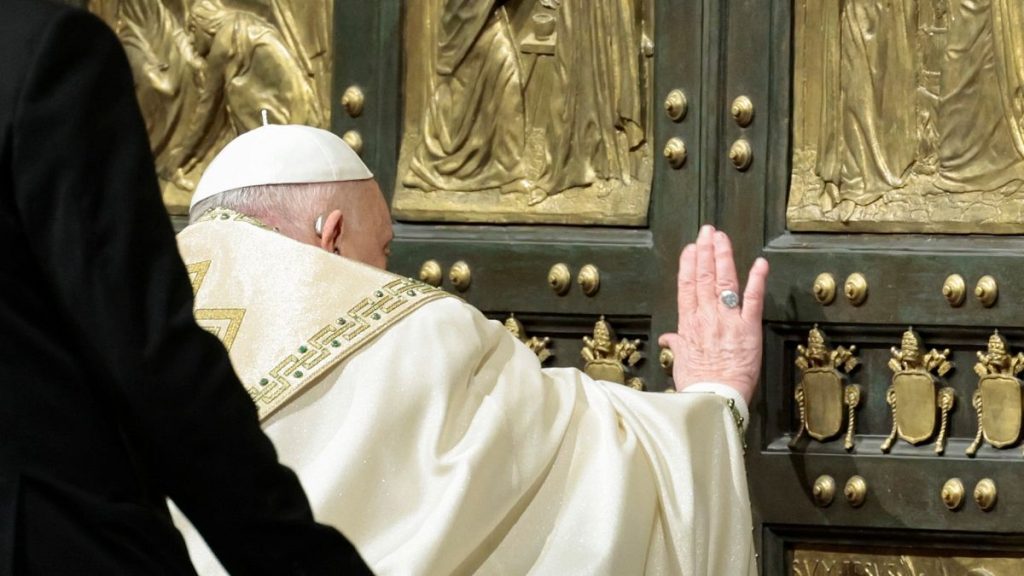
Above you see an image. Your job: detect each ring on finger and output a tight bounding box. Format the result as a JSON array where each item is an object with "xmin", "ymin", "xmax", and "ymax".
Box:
[{"xmin": 719, "ymin": 289, "xmax": 740, "ymax": 309}]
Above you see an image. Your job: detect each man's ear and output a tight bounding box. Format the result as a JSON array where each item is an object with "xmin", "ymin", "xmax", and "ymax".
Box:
[{"xmin": 318, "ymin": 209, "xmax": 344, "ymax": 253}]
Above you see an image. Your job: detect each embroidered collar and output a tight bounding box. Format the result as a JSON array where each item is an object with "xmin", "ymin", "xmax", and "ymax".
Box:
[{"xmin": 194, "ymin": 207, "xmax": 273, "ymax": 230}]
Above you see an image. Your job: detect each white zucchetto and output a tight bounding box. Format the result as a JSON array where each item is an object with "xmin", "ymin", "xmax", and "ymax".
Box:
[{"xmin": 190, "ymin": 125, "xmax": 373, "ymax": 210}]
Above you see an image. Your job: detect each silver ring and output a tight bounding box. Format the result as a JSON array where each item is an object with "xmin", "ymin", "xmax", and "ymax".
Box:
[{"xmin": 719, "ymin": 289, "xmax": 740, "ymax": 309}]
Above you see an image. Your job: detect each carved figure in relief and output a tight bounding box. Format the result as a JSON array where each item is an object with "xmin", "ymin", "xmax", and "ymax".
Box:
[
  {"xmin": 396, "ymin": 0, "xmax": 652, "ymax": 223},
  {"xmin": 815, "ymin": 0, "xmax": 917, "ymax": 209},
  {"xmin": 88, "ymin": 0, "xmax": 331, "ymax": 213},
  {"xmin": 89, "ymin": 0, "xmax": 205, "ymax": 193},
  {"xmin": 789, "ymin": 0, "xmax": 1024, "ymax": 232},
  {"xmin": 529, "ymin": 0, "xmax": 647, "ymax": 203},
  {"xmin": 235, "ymin": 0, "xmax": 334, "ymax": 117},
  {"xmin": 170, "ymin": 0, "xmax": 323, "ymax": 175},
  {"xmin": 936, "ymin": 0, "xmax": 1024, "ymax": 192},
  {"xmin": 792, "ymin": 553, "xmax": 1007, "ymax": 576},
  {"xmin": 403, "ymin": 0, "xmax": 529, "ymax": 194}
]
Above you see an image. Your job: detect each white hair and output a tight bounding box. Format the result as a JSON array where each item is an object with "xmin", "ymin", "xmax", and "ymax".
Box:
[{"xmin": 188, "ymin": 182, "xmax": 337, "ymax": 226}]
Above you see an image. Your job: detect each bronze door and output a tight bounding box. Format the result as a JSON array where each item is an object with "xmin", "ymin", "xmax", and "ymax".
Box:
[{"xmin": 721, "ymin": 0, "xmax": 1024, "ymax": 573}]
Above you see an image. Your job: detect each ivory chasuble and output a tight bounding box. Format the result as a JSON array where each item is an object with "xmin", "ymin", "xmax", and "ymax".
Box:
[{"xmin": 173, "ymin": 212, "xmax": 758, "ymax": 575}]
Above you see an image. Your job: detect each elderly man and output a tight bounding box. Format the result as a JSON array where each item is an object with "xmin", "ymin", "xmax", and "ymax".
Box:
[{"xmin": 176, "ymin": 124, "xmax": 769, "ymax": 575}]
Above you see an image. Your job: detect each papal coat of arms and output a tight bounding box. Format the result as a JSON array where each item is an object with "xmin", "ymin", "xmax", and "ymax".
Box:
[
  {"xmin": 789, "ymin": 325, "xmax": 861, "ymax": 451},
  {"xmin": 582, "ymin": 316, "xmax": 644, "ymax": 390},
  {"xmin": 967, "ymin": 331, "xmax": 1024, "ymax": 455},
  {"xmin": 881, "ymin": 328, "xmax": 955, "ymax": 454}
]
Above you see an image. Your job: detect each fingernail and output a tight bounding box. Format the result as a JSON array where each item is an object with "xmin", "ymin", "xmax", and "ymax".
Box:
[{"xmin": 700, "ymin": 225, "xmax": 714, "ymax": 237}]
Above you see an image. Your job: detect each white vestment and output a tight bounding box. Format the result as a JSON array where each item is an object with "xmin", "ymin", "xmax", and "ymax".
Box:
[{"xmin": 173, "ymin": 210, "xmax": 757, "ymax": 575}]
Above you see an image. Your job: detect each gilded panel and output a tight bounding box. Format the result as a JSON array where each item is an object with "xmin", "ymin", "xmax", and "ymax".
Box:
[
  {"xmin": 788, "ymin": 0, "xmax": 1024, "ymax": 233},
  {"xmin": 793, "ymin": 548, "xmax": 1023, "ymax": 576},
  {"xmin": 393, "ymin": 0, "xmax": 655, "ymax": 226},
  {"xmin": 89, "ymin": 0, "xmax": 332, "ymax": 214}
]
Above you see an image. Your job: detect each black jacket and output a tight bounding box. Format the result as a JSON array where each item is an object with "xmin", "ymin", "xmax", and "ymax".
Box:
[{"xmin": 0, "ymin": 1, "xmax": 369, "ymax": 573}]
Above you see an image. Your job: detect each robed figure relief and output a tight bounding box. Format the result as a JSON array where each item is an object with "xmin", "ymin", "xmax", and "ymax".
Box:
[
  {"xmin": 813, "ymin": 0, "xmax": 917, "ymax": 207},
  {"xmin": 789, "ymin": 0, "xmax": 1024, "ymax": 232},
  {"xmin": 88, "ymin": 0, "xmax": 331, "ymax": 214},
  {"xmin": 394, "ymin": 0, "xmax": 654, "ymax": 225}
]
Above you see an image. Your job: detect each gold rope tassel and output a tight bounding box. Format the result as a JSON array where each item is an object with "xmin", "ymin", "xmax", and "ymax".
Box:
[
  {"xmin": 935, "ymin": 388, "xmax": 955, "ymax": 455},
  {"xmin": 966, "ymin": 390, "xmax": 984, "ymax": 457},
  {"xmin": 843, "ymin": 384, "xmax": 860, "ymax": 451},
  {"xmin": 880, "ymin": 387, "xmax": 898, "ymax": 453}
]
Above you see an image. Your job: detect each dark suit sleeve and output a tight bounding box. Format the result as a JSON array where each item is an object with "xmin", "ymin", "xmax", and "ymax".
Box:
[{"xmin": 10, "ymin": 9, "xmax": 368, "ymax": 574}]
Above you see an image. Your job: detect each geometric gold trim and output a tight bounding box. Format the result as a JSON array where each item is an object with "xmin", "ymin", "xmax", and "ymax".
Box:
[
  {"xmin": 194, "ymin": 308, "xmax": 246, "ymax": 351},
  {"xmin": 248, "ymin": 276, "xmax": 448, "ymax": 421},
  {"xmin": 187, "ymin": 259, "xmax": 247, "ymax": 351},
  {"xmin": 186, "ymin": 260, "xmax": 211, "ymax": 296}
]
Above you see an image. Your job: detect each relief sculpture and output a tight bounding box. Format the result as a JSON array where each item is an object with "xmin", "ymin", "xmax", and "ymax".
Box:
[
  {"xmin": 792, "ymin": 548, "xmax": 1018, "ymax": 576},
  {"xmin": 394, "ymin": 0, "xmax": 655, "ymax": 225},
  {"xmin": 789, "ymin": 0, "xmax": 1024, "ymax": 233},
  {"xmin": 88, "ymin": 0, "xmax": 331, "ymax": 214}
]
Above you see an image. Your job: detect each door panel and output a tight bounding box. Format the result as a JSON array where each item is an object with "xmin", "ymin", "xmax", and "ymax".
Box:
[
  {"xmin": 726, "ymin": 0, "xmax": 1024, "ymax": 573},
  {"xmin": 336, "ymin": 0, "xmax": 706, "ymax": 389}
]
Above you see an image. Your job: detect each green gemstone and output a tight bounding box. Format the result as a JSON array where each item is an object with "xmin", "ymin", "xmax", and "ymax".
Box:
[
  {"xmin": 375, "ymin": 290, "xmax": 384, "ymax": 297},
  {"xmin": 293, "ymin": 370, "xmax": 303, "ymax": 378},
  {"xmin": 331, "ymin": 340, "xmax": 341, "ymax": 348},
  {"xmin": 219, "ymin": 213, "xmax": 229, "ymax": 220},
  {"xmin": 338, "ymin": 318, "xmax": 347, "ymax": 325},
  {"xmin": 407, "ymin": 290, "xmax": 416, "ymax": 296},
  {"xmin": 259, "ymin": 378, "xmax": 268, "ymax": 386},
  {"xmin": 371, "ymin": 313, "xmax": 381, "ymax": 320},
  {"xmin": 299, "ymin": 345, "xmax": 308, "ymax": 353}
]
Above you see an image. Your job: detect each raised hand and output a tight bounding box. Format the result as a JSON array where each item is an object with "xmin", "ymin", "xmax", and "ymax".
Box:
[{"xmin": 658, "ymin": 225, "xmax": 770, "ymax": 404}]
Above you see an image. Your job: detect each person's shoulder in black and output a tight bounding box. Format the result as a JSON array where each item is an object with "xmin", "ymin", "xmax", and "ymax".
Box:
[{"xmin": 0, "ymin": 1, "xmax": 369, "ymax": 573}]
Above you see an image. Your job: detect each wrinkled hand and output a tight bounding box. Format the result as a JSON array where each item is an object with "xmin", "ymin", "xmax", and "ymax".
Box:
[{"xmin": 658, "ymin": 225, "xmax": 770, "ymax": 404}]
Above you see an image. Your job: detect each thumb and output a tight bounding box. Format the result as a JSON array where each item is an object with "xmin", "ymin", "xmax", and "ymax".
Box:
[{"xmin": 658, "ymin": 332, "xmax": 682, "ymax": 349}]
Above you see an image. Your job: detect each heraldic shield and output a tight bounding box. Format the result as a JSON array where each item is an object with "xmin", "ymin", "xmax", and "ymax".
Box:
[
  {"xmin": 586, "ymin": 359, "xmax": 627, "ymax": 385},
  {"xmin": 978, "ymin": 374, "xmax": 1022, "ymax": 448},
  {"xmin": 790, "ymin": 325, "xmax": 860, "ymax": 450},
  {"xmin": 968, "ymin": 330, "xmax": 1024, "ymax": 455},
  {"xmin": 803, "ymin": 367, "xmax": 844, "ymax": 441},
  {"xmin": 881, "ymin": 328, "xmax": 954, "ymax": 454},
  {"xmin": 892, "ymin": 371, "xmax": 938, "ymax": 445}
]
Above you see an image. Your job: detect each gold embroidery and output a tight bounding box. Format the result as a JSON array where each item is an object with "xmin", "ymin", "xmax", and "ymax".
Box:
[
  {"xmin": 248, "ymin": 276, "xmax": 448, "ymax": 421},
  {"xmin": 194, "ymin": 207, "xmax": 273, "ymax": 229},
  {"xmin": 194, "ymin": 308, "xmax": 246, "ymax": 350},
  {"xmin": 186, "ymin": 259, "xmax": 247, "ymax": 351},
  {"xmin": 186, "ymin": 260, "xmax": 210, "ymax": 296}
]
